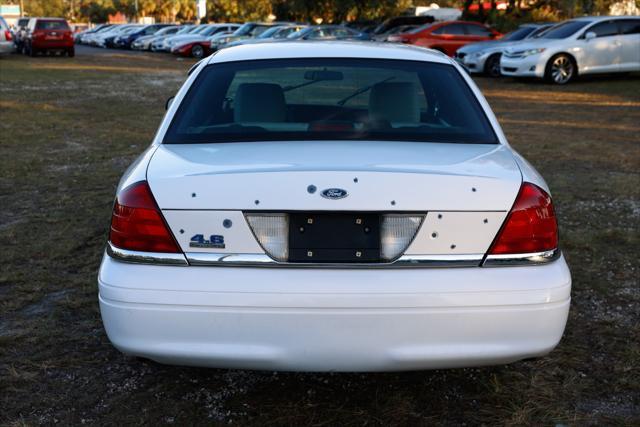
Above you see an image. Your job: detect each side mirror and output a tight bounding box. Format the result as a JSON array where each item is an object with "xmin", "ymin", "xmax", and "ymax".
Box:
[
  {"xmin": 165, "ymin": 95, "xmax": 175, "ymax": 111},
  {"xmin": 585, "ymin": 31, "xmax": 596, "ymax": 41}
]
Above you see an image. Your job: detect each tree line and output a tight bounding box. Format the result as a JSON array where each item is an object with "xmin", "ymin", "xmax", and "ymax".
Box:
[{"xmin": 1, "ymin": 0, "xmax": 631, "ymax": 24}]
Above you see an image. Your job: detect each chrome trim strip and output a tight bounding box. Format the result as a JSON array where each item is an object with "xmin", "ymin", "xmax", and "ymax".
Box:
[
  {"xmin": 106, "ymin": 242, "xmax": 558, "ymax": 269},
  {"xmin": 185, "ymin": 252, "xmax": 483, "ymax": 268},
  {"xmin": 106, "ymin": 242, "xmax": 189, "ymax": 266},
  {"xmin": 482, "ymin": 249, "xmax": 560, "ymax": 267}
]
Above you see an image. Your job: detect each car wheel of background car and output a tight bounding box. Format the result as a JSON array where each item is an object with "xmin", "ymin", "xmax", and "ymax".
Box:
[
  {"xmin": 191, "ymin": 44, "xmax": 204, "ymax": 59},
  {"xmin": 484, "ymin": 54, "xmax": 502, "ymax": 78},
  {"xmin": 545, "ymin": 53, "xmax": 576, "ymax": 85}
]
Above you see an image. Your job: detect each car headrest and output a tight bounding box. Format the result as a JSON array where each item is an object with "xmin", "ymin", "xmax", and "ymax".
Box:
[
  {"xmin": 234, "ymin": 83, "xmax": 287, "ymax": 123},
  {"xmin": 369, "ymin": 82, "xmax": 420, "ymax": 124}
]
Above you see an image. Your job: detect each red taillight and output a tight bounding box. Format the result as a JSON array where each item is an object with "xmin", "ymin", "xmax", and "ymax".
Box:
[
  {"xmin": 109, "ymin": 181, "xmax": 180, "ymax": 253},
  {"xmin": 5, "ymin": 30, "xmax": 12, "ymax": 41},
  {"xmin": 488, "ymin": 182, "xmax": 558, "ymax": 255}
]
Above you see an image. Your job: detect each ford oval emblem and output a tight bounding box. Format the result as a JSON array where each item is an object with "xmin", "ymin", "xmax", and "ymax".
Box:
[{"xmin": 321, "ymin": 188, "xmax": 348, "ymax": 200}]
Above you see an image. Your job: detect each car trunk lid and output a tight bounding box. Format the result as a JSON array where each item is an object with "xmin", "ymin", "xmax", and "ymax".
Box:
[{"xmin": 147, "ymin": 140, "xmax": 522, "ymax": 212}]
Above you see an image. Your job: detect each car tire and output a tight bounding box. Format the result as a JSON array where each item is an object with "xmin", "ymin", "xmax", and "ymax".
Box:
[
  {"xmin": 545, "ymin": 53, "xmax": 576, "ymax": 85},
  {"xmin": 28, "ymin": 46, "xmax": 37, "ymax": 57},
  {"xmin": 191, "ymin": 44, "xmax": 204, "ymax": 59},
  {"xmin": 67, "ymin": 47, "xmax": 75, "ymax": 57},
  {"xmin": 484, "ymin": 53, "xmax": 502, "ymax": 78}
]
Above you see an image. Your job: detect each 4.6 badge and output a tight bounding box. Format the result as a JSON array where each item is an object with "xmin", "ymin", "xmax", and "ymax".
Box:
[{"xmin": 189, "ymin": 234, "xmax": 225, "ymax": 249}]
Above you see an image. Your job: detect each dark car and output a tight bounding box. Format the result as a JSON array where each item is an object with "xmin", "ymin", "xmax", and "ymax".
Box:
[
  {"xmin": 114, "ymin": 24, "xmax": 172, "ymax": 49},
  {"xmin": 24, "ymin": 17, "xmax": 74, "ymax": 57},
  {"xmin": 387, "ymin": 20, "xmax": 501, "ymax": 57}
]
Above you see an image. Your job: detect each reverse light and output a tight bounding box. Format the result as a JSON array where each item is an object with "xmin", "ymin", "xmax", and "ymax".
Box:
[
  {"xmin": 245, "ymin": 213, "xmax": 289, "ymax": 262},
  {"xmin": 381, "ymin": 215, "xmax": 424, "ymax": 261},
  {"xmin": 109, "ymin": 181, "xmax": 181, "ymax": 253},
  {"xmin": 488, "ymin": 182, "xmax": 558, "ymax": 255}
]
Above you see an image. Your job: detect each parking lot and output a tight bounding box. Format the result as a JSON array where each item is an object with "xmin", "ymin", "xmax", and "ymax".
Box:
[{"xmin": 1, "ymin": 47, "xmax": 639, "ymax": 424}]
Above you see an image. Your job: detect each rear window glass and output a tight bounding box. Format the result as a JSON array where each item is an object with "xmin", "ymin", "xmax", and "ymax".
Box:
[
  {"xmin": 36, "ymin": 20, "xmax": 69, "ymax": 30},
  {"xmin": 164, "ymin": 58, "xmax": 497, "ymax": 144}
]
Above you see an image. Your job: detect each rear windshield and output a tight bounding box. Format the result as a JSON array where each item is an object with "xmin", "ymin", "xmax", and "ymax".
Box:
[
  {"xmin": 164, "ymin": 58, "xmax": 497, "ymax": 144},
  {"xmin": 36, "ymin": 20, "xmax": 69, "ymax": 30}
]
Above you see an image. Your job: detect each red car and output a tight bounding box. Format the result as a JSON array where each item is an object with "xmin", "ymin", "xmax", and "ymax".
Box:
[
  {"xmin": 24, "ymin": 17, "xmax": 74, "ymax": 57},
  {"xmin": 171, "ymin": 40, "xmax": 214, "ymax": 59},
  {"xmin": 388, "ymin": 21, "xmax": 501, "ymax": 57}
]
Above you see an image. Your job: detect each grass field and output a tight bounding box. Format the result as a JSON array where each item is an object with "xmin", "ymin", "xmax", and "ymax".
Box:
[{"xmin": 1, "ymin": 47, "xmax": 639, "ymax": 425}]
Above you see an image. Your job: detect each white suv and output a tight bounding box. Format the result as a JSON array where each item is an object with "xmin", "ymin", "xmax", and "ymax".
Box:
[{"xmin": 501, "ymin": 16, "xmax": 640, "ymax": 84}]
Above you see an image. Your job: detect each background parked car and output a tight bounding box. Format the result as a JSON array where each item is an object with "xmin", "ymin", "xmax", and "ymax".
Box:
[
  {"xmin": 373, "ymin": 24, "xmax": 419, "ymax": 41},
  {"xmin": 210, "ymin": 22, "xmax": 279, "ymax": 51},
  {"xmin": 75, "ymin": 23, "xmax": 111, "ymax": 44},
  {"xmin": 131, "ymin": 25, "xmax": 179, "ymax": 50},
  {"xmin": 114, "ymin": 23, "xmax": 172, "ymax": 49},
  {"xmin": 151, "ymin": 25, "xmax": 195, "ymax": 51},
  {"xmin": 225, "ymin": 24, "xmax": 308, "ymax": 47},
  {"xmin": 370, "ymin": 15, "xmax": 434, "ymax": 37},
  {"xmin": 285, "ymin": 25, "xmax": 371, "ymax": 41},
  {"xmin": 77, "ymin": 24, "xmax": 112, "ymax": 44},
  {"xmin": 388, "ymin": 20, "xmax": 501, "ymax": 56},
  {"xmin": 501, "ymin": 16, "xmax": 640, "ymax": 84},
  {"xmin": 0, "ymin": 15, "xmax": 14, "ymax": 55},
  {"xmin": 24, "ymin": 17, "xmax": 74, "ymax": 57},
  {"xmin": 456, "ymin": 23, "xmax": 554, "ymax": 76},
  {"xmin": 85, "ymin": 24, "xmax": 125, "ymax": 46},
  {"xmin": 168, "ymin": 23, "xmax": 239, "ymax": 55},
  {"xmin": 161, "ymin": 24, "xmax": 214, "ymax": 52},
  {"xmin": 103, "ymin": 25, "xmax": 141, "ymax": 48}
]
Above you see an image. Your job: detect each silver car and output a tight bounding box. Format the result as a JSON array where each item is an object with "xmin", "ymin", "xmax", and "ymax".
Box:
[
  {"xmin": 455, "ymin": 23, "xmax": 554, "ymax": 77},
  {"xmin": 0, "ymin": 16, "xmax": 14, "ymax": 55}
]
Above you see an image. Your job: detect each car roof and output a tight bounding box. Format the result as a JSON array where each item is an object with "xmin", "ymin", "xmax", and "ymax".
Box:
[
  {"xmin": 208, "ymin": 41, "xmax": 451, "ymax": 65},
  {"xmin": 572, "ymin": 15, "xmax": 637, "ymax": 21}
]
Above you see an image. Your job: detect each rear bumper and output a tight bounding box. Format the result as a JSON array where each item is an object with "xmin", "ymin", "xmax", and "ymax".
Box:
[
  {"xmin": 32, "ymin": 40, "xmax": 73, "ymax": 49},
  {"xmin": 0, "ymin": 41, "xmax": 14, "ymax": 54},
  {"xmin": 98, "ymin": 253, "xmax": 571, "ymax": 371}
]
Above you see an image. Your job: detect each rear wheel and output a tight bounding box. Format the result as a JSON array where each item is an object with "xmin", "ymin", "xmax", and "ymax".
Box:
[
  {"xmin": 191, "ymin": 44, "xmax": 204, "ymax": 59},
  {"xmin": 545, "ymin": 54, "xmax": 576, "ymax": 85},
  {"xmin": 67, "ymin": 47, "xmax": 75, "ymax": 57},
  {"xmin": 484, "ymin": 53, "xmax": 502, "ymax": 78}
]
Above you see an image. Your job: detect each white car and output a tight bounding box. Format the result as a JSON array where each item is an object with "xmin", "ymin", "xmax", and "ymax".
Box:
[
  {"xmin": 99, "ymin": 42, "xmax": 571, "ymax": 372},
  {"xmin": 501, "ymin": 16, "xmax": 640, "ymax": 84}
]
